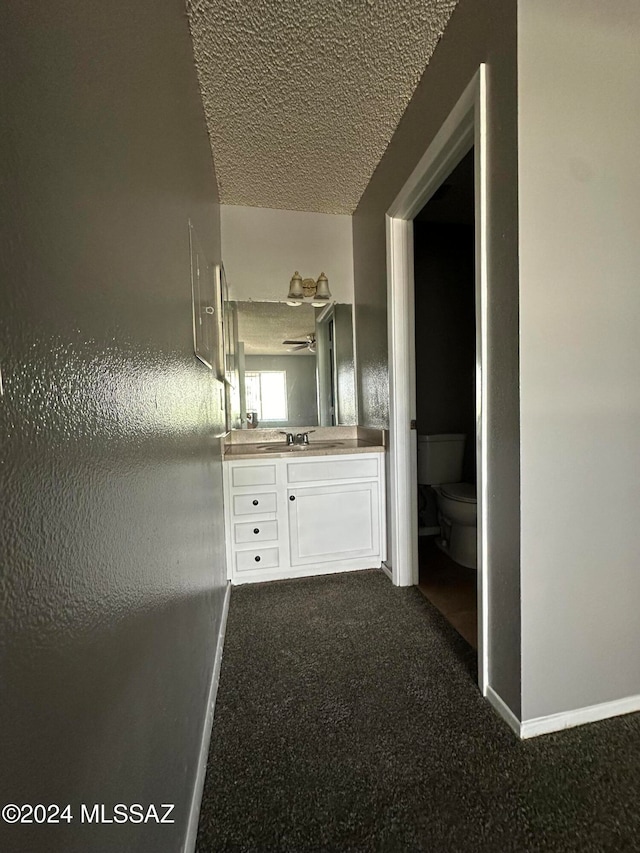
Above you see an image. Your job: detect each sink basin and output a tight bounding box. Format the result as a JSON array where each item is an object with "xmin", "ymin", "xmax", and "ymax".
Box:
[{"xmin": 259, "ymin": 442, "xmax": 342, "ymax": 453}]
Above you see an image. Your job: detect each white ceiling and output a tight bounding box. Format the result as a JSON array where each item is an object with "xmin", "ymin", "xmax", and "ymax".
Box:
[{"xmin": 187, "ymin": 0, "xmax": 458, "ymax": 214}]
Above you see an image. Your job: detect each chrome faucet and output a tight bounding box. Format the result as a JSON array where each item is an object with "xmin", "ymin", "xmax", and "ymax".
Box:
[
  {"xmin": 279, "ymin": 430, "xmax": 315, "ymax": 446},
  {"xmin": 296, "ymin": 431, "xmax": 315, "ymax": 445}
]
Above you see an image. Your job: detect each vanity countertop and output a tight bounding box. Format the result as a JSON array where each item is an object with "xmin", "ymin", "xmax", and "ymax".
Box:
[
  {"xmin": 223, "ymin": 438, "xmax": 385, "ymax": 460},
  {"xmin": 222, "ymin": 426, "xmax": 387, "ymax": 461}
]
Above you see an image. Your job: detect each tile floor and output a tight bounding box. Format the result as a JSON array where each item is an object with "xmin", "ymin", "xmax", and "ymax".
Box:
[{"xmin": 417, "ymin": 535, "xmax": 477, "ymax": 648}]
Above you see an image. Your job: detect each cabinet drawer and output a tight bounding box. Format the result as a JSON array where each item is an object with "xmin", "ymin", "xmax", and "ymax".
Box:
[
  {"xmin": 234, "ymin": 520, "xmax": 278, "ymax": 544},
  {"xmin": 235, "ymin": 547, "xmax": 279, "ymax": 572},
  {"xmin": 233, "ymin": 492, "xmax": 277, "ymax": 516},
  {"xmin": 286, "ymin": 456, "xmax": 378, "ymax": 484},
  {"xmin": 231, "ymin": 464, "xmax": 277, "ymax": 488}
]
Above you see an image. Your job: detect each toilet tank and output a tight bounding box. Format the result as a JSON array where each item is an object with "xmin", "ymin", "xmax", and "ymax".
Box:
[{"xmin": 418, "ymin": 434, "xmax": 466, "ymax": 485}]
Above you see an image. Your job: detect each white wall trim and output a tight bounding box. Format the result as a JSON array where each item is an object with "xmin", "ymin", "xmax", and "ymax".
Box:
[
  {"xmin": 474, "ymin": 67, "xmax": 489, "ymax": 697},
  {"xmin": 380, "ymin": 561, "xmax": 393, "ymax": 581},
  {"xmin": 386, "ymin": 214, "xmax": 419, "ymax": 588},
  {"xmin": 183, "ymin": 582, "xmax": 232, "ymax": 853},
  {"xmin": 520, "ymin": 694, "xmax": 640, "ymax": 740},
  {"xmin": 486, "ymin": 684, "xmax": 640, "ymax": 740},
  {"xmin": 385, "ymin": 66, "xmax": 489, "ymax": 693},
  {"xmin": 486, "ymin": 685, "xmax": 521, "ymax": 737}
]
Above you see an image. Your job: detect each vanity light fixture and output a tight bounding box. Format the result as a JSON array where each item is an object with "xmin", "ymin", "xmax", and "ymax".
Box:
[{"xmin": 286, "ymin": 271, "xmax": 331, "ymax": 307}]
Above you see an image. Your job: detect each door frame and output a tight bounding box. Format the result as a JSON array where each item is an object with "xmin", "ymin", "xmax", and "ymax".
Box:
[
  {"xmin": 315, "ymin": 303, "xmax": 336, "ymax": 426},
  {"xmin": 385, "ymin": 65, "xmax": 489, "ymax": 693}
]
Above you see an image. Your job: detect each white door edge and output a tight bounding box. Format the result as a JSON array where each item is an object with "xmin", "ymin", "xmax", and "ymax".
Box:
[{"xmin": 385, "ymin": 65, "xmax": 489, "ymax": 694}]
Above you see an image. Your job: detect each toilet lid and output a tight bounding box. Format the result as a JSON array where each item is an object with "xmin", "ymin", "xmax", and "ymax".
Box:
[{"xmin": 440, "ymin": 483, "xmax": 476, "ymax": 504}]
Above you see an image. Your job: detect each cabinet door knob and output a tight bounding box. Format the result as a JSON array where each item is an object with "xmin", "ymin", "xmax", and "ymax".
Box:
[
  {"xmin": 253, "ymin": 528, "xmax": 260, "ymax": 534},
  {"xmin": 254, "ymin": 555, "xmax": 261, "ymax": 562},
  {"xmin": 289, "ymin": 495, "xmax": 296, "ymax": 501},
  {"xmin": 252, "ymin": 499, "xmax": 259, "ymax": 506}
]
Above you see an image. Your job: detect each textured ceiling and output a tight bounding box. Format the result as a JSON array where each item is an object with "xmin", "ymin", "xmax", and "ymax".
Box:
[
  {"xmin": 236, "ymin": 301, "xmax": 316, "ymax": 356},
  {"xmin": 187, "ymin": 0, "xmax": 458, "ymax": 214}
]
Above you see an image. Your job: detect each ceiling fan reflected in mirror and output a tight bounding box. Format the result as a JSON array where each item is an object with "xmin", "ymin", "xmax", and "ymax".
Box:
[{"xmin": 282, "ymin": 333, "xmax": 316, "ymax": 353}]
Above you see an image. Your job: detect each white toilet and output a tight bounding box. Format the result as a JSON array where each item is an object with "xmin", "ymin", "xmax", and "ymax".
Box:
[{"xmin": 418, "ymin": 434, "xmax": 477, "ymax": 570}]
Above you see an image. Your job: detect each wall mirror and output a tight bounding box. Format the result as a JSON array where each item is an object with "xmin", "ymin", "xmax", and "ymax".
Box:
[{"xmin": 223, "ymin": 300, "xmax": 357, "ymax": 429}]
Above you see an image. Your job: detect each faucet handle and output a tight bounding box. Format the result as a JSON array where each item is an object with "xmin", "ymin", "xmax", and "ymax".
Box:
[
  {"xmin": 278, "ymin": 431, "xmax": 294, "ymax": 445},
  {"xmin": 302, "ymin": 430, "xmax": 316, "ymax": 445}
]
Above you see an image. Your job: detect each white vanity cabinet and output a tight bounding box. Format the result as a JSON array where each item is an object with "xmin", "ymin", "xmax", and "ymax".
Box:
[{"xmin": 223, "ymin": 452, "xmax": 386, "ymax": 584}]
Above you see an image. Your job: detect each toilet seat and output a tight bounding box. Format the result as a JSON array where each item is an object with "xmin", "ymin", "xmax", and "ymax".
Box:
[{"xmin": 440, "ymin": 482, "xmax": 476, "ymax": 504}]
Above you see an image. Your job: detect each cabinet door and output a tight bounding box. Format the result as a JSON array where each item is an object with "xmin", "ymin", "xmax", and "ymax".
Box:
[{"xmin": 287, "ymin": 481, "xmax": 380, "ymax": 566}]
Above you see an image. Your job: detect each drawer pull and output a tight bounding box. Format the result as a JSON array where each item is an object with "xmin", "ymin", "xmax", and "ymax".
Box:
[
  {"xmin": 233, "ymin": 493, "xmax": 276, "ymax": 517},
  {"xmin": 233, "ymin": 520, "xmax": 277, "ymax": 544},
  {"xmin": 289, "ymin": 495, "xmax": 296, "ymax": 501},
  {"xmin": 235, "ymin": 546, "xmax": 278, "ymax": 571}
]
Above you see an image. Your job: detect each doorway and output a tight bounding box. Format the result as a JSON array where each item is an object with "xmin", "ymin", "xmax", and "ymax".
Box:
[
  {"xmin": 316, "ymin": 306, "xmax": 336, "ymax": 425},
  {"xmin": 385, "ymin": 66, "xmax": 489, "ymax": 692},
  {"xmin": 413, "ymin": 150, "xmax": 477, "ymax": 648}
]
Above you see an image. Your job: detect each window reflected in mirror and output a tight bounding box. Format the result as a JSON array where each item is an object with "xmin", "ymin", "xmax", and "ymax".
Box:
[{"xmin": 245, "ymin": 370, "xmax": 288, "ymax": 423}]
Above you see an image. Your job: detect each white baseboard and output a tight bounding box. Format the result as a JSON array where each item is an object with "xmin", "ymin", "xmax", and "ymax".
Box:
[
  {"xmin": 486, "ymin": 684, "xmax": 640, "ymax": 740},
  {"xmin": 380, "ymin": 561, "xmax": 393, "ymax": 581},
  {"xmin": 520, "ymin": 692, "xmax": 640, "ymax": 739},
  {"xmin": 183, "ymin": 582, "xmax": 231, "ymax": 853},
  {"xmin": 485, "ymin": 685, "xmax": 521, "ymax": 737}
]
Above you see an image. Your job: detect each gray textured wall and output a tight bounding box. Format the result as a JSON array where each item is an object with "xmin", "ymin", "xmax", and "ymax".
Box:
[
  {"xmin": 0, "ymin": 1, "xmax": 226, "ymax": 851},
  {"xmin": 352, "ymin": 0, "xmax": 521, "ymax": 715},
  {"xmin": 244, "ymin": 355, "xmax": 318, "ymax": 428},
  {"xmin": 518, "ymin": 0, "xmax": 640, "ymax": 721},
  {"xmin": 334, "ymin": 304, "xmax": 357, "ymax": 425}
]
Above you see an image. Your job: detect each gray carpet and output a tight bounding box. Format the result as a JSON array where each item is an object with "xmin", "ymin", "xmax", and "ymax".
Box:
[{"xmin": 196, "ymin": 570, "xmax": 640, "ymax": 852}]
